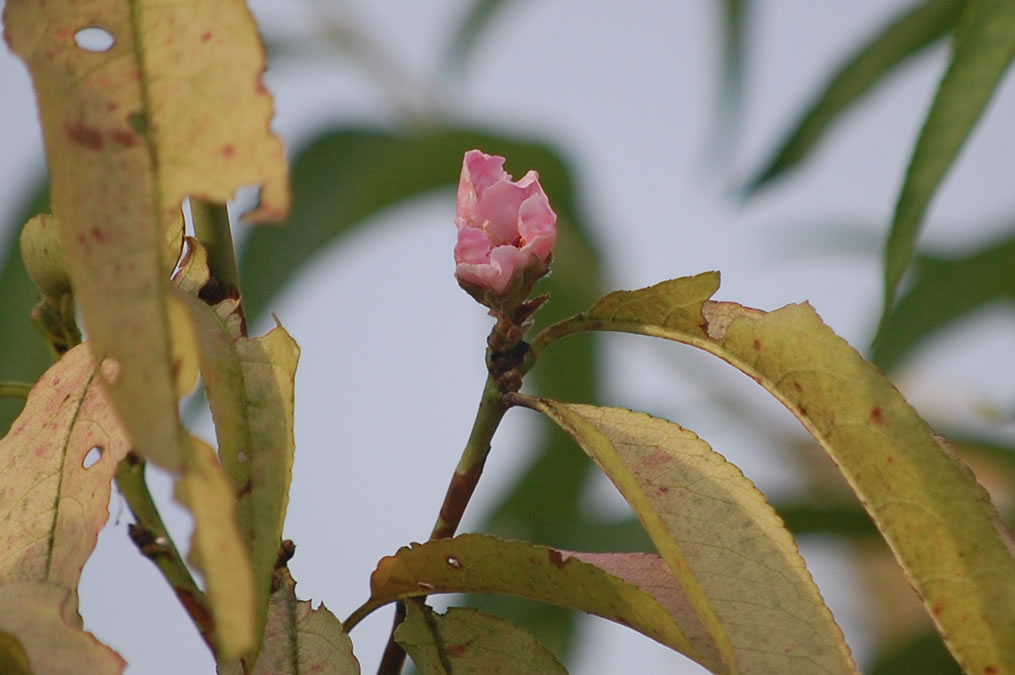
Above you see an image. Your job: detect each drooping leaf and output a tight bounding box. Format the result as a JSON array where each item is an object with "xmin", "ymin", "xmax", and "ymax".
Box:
[
  {"xmin": 872, "ymin": 231, "xmax": 1015, "ymax": 370},
  {"xmin": 0, "ymin": 179, "xmax": 52, "ymax": 433},
  {"xmin": 4, "ymin": 0, "xmax": 288, "ymax": 470},
  {"xmin": 247, "ymin": 568, "xmax": 359, "ymax": 675},
  {"xmin": 176, "ymin": 436, "xmax": 257, "ymax": 660},
  {"xmin": 0, "ymin": 344, "xmax": 130, "ymax": 589},
  {"xmin": 396, "ymin": 603, "xmax": 568, "ymax": 675},
  {"xmin": 0, "ymin": 582, "xmax": 124, "ymax": 674},
  {"xmin": 531, "ymin": 271, "xmax": 1015, "ymax": 673},
  {"xmin": 513, "ymin": 399, "xmax": 856, "ymax": 674},
  {"xmin": 174, "ymin": 241, "xmax": 300, "ymax": 656},
  {"xmin": 357, "ymin": 534, "xmax": 723, "ymax": 671},
  {"xmin": 745, "ymin": 0, "xmax": 964, "ymax": 193},
  {"xmin": 882, "ymin": 0, "xmax": 1015, "ymax": 312}
]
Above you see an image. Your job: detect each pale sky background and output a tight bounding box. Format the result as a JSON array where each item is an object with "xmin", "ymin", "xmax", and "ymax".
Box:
[{"xmin": 2, "ymin": 1, "xmax": 1015, "ymax": 673}]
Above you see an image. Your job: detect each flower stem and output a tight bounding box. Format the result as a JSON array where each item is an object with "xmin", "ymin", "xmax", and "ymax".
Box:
[
  {"xmin": 374, "ymin": 357, "xmax": 510, "ymax": 674},
  {"xmin": 190, "ymin": 200, "xmax": 247, "ymax": 332},
  {"xmin": 115, "ymin": 452, "xmax": 216, "ymax": 654}
]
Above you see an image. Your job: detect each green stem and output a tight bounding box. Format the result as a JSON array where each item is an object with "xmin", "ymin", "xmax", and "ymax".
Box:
[
  {"xmin": 190, "ymin": 199, "xmax": 247, "ymax": 331},
  {"xmin": 372, "ymin": 363, "xmax": 510, "ymax": 675},
  {"xmin": 115, "ymin": 452, "xmax": 216, "ymax": 654},
  {"xmin": 0, "ymin": 381, "xmax": 33, "ymax": 398}
]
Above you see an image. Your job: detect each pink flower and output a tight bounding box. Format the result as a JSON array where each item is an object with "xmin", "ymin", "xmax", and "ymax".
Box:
[{"xmin": 454, "ymin": 150, "xmax": 557, "ymax": 297}]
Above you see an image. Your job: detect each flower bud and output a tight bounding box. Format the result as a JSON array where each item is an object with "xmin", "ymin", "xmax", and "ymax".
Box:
[
  {"xmin": 20, "ymin": 213, "xmax": 71, "ymax": 301},
  {"xmin": 454, "ymin": 150, "xmax": 557, "ymax": 312}
]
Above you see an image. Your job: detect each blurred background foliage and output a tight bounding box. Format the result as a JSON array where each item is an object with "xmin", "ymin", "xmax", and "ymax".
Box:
[{"xmin": 3, "ymin": 0, "xmax": 1014, "ymax": 672}]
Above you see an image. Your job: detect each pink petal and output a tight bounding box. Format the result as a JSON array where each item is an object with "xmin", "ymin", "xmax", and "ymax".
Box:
[{"xmin": 454, "ymin": 226, "xmax": 492, "ymax": 265}]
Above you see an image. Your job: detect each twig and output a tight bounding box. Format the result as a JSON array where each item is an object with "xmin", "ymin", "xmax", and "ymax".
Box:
[{"xmin": 115, "ymin": 451, "xmax": 216, "ymax": 654}]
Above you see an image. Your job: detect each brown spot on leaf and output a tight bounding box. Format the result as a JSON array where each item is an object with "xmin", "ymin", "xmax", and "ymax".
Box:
[
  {"xmin": 106, "ymin": 101, "xmax": 118, "ymax": 111},
  {"xmin": 752, "ymin": 339, "xmax": 761, "ymax": 351},
  {"xmin": 548, "ymin": 549, "xmax": 566, "ymax": 570},
  {"xmin": 932, "ymin": 602, "xmax": 943, "ymax": 616},
  {"xmin": 237, "ymin": 477, "xmax": 253, "ymax": 499},
  {"xmin": 793, "ymin": 381, "xmax": 803, "ymax": 392},
  {"xmin": 108, "ymin": 128, "xmax": 138, "ymax": 147},
  {"xmin": 201, "ymin": 30, "xmax": 213, "ymax": 42},
  {"xmin": 66, "ymin": 122, "xmax": 103, "ymax": 149},
  {"xmin": 221, "ymin": 144, "xmax": 235, "ymax": 157},
  {"xmin": 90, "ymin": 227, "xmax": 112, "ymax": 243},
  {"xmin": 870, "ymin": 406, "xmax": 884, "ymax": 425},
  {"xmin": 985, "ymin": 667, "xmax": 998, "ymax": 674},
  {"xmin": 656, "ymin": 486, "xmax": 670, "ymax": 496},
  {"xmin": 445, "ymin": 643, "xmax": 468, "ymax": 658}
]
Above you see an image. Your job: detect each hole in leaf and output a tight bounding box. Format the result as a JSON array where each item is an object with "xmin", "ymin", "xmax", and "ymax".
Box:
[
  {"xmin": 236, "ymin": 451, "xmax": 249, "ymax": 463},
  {"xmin": 446, "ymin": 556, "xmax": 462, "ymax": 569},
  {"xmin": 74, "ymin": 27, "xmax": 115, "ymax": 52},
  {"xmin": 83, "ymin": 446, "xmax": 103, "ymax": 469}
]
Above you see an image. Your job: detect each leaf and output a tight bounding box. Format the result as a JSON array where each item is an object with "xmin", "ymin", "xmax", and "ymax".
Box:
[
  {"xmin": 872, "ymin": 231, "xmax": 1015, "ymax": 370},
  {"xmin": 441, "ymin": 0, "xmax": 518, "ymax": 77},
  {"xmin": 0, "ymin": 179, "xmax": 52, "ymax": 434},
  {"xmin": 247, "ymin": 568, "xmax": 359, "ymax": 675},
  {"xmin": 4, "ymin": 0, "xmax": 288, "ymax": 470},
  {"xmin": 0, "ymin": 582, "xmax": 124, "ymax": 674},
  {"xmin": 744, "ymin": 0, "xmax": 964, "ymax": 193},
  {"xmin": 0, "ymin": 344, "xmax": 130, "ymax": 589},
  {"xmin": 702, "ymin": 0, "xmax": 748, "ymax": 169},
  {"xmin": 396, "ymin": 603, "xmax": 568, "ymax": 675},
  {"xmin": 174, "ymin": 241, "xmax": 300, "ymax": 656},
  {"xmin": 882, "ymin": 0, "xmax": 1015, "ymax": 311},
  {"xmin": 0, "ymin": 632, "xmax": 32, "ymax": 675},
  {"xmin": 532, "ymin": 271, "xmax": 1015, "ymax": 673},
  {"xmin": 359, "ymin": 534, "xmax": 721, "ymax": 670},
  {"xmin": 514, "ymin": 399, "xmax": 856, "ymax": 674},
  {"xmin": 176, "ymin": 436, "xmax": 257, "ymax": 660}
]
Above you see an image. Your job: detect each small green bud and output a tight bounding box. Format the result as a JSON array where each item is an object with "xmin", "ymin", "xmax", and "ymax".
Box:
[{"xmin": 20, "ymin": 213, "xmax": 71, "ymax": 300}]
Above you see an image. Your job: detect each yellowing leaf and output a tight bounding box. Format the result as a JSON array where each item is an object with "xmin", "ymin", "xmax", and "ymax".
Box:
[
  {"xmin": 176, "ymin": 437, "xmax": 257, "ymax": 660},
  {"xmin": 247, "ymin": 568, "xmax": 359, "ymax": 675},
  {"xmin": 396, "ymin": 603, "xmax": 568, "ymax": 675},
  {"xmin": 532, "ymin": 271, "xmax": 1015, "ymax": 673},
  {"xmin": 4, "ymin": 0, "xmax": 288, "ymax": 470},
  {"xmin": 0, "ymin": 344, "xmax": 130, "ymax": 589},
  {"xmin": 0, "ymin": 582, "xmax": 124, "ymax": 674},
  {"xmin": 355, "ymin": 534, "xmax": 712, "ymax": 667},
  {"xmin": 174, "ymin": 241, "xmax": 300, "ymax": 656},
  {"xmin": 514, "ymin": 399, "xmax": 856, "ymax": 674}
]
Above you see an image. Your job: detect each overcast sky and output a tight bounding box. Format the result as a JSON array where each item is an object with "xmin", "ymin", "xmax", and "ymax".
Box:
[{"xmin": 3, "ymin": 1, "xmax": 1015, "ymax": 673}]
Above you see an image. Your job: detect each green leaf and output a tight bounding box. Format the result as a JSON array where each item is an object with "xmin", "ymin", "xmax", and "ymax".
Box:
[
  {"xmin": 397, "ymin": 603, "xmax": 568, "ymax": 675},
  {"xmin": 882, "ymin": 0, "xmax": 1015, "ymax": 311},
  {"xmin": 0, "ymin": 179, "xmax": 52, "ymax": 434},
  {"xmin": 513, "ymin": 399, "xmax": 856, "ymax": 674},
  {"xmin": 441, "ymin": 0, "xmax": 518, "ymax": 77},
  {"xmin": 0, "ymin": 344, "xmax": 130, "ymax": 589},
  {"xmin": 175, "ymin": 242, "xmax": 300, "ymax": 656},
  {"xmin": 357, "ymin": 534, "xmax": 715, "ymax": 668},
  {"xmin": 4, "ymin": 0, "xmax": 288, "ymax": 470},
  {"xmin": 745, "ymin": 0, "xmax": 964, "ymax": 193},
  {"xmin": 0, "ymin": 582, "xmax": 124, "ymax": 674},
  {"xmin": 246, "ymin": 568, "xmax": 359, "ymax": 675},
  {"xmin": 532, "ymin": 272, "xmax": 1015, "ymax": 673},
  {"xmin": 872, "ymin": 231, "xmax": 1015, "ymax": 370},
  {"xmin": 703, "ymin": 0, "xmax": 748, "ymax": 169}
]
